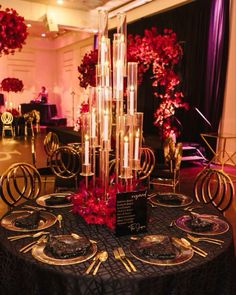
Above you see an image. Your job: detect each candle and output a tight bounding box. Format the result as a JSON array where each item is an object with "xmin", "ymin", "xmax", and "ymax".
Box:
[
  {"xmin": 101, "ymin": 36, "xmax": 106, "ymax": 65},
  {"xmin": 9, "ymin": 102, "xmax": 13, "ymax": 110},
  {"xmin": 134, "ymin": 130, "xmax": 139, "ymax": 160},
  {"xmin": 129, "ymin": 88, "xmax": 134, "ymax": 115},
  {"xmin": 103, "ymin": 110, "xmax": 108, "ymax": 141},
  {"xmin": 123, "ymin": 136, "xmax": 129, "ymax": 168},
  {"xmin": 18, "ymin": 104, "xmax": 21, "ymax": 114},
  {"xmin": 91, "ymin": 109, "xmax": 96, "ymax": 138},
  {"xmin": 84, "ymin": 135, "xmax": 89, "ymax": 165},
  {"xmin": 116, "ymin": 61, "xmax": 122, "ymax": 88}
]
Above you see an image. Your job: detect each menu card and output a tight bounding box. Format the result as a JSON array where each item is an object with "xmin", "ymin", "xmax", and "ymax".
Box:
[{"xmin": 115, "ymin": 190, "xmax": 147, "ymax": 236}]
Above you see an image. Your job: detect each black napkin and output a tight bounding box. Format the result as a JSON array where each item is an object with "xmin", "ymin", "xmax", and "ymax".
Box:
[
  {"xmin": 14, "ymin": 211, "xmax": 41, "ymax": 229},
  {"xmin": 45, "ymin": 235, "xmax": 91, "ymax": 259},
  {"xmin": 156, "ymin": 193, "xmax": 182, "ymax": 205},
  {"xmin": 45, "ymin": 195, "xmax": 71, "ymax": 206},
  {"xmin": 137, "ymin": 236, "xmax": 177, "ymax": 260},
  {"xmin": 187, "ymin": 213, "xmax": 213, "ymax": 232}
]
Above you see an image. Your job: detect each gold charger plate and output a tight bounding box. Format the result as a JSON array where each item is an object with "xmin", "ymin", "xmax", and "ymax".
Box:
[
  {"xmin": 1, "ymin": 211, "xmax": 57, "ymax": 232},
  {"xmin": 32, "ymin": 235, "xmax": 97, "ymax": 265},
  {"xmin": 174, "ymin": 214, "xmax": 229, "ymax": 236},
  {"xmin": 130, "ymin": 234, "xmax": 193, "ymax": 266},
  {"xmin": 36, "ymin": 192, "xmax": 73, "ymax": 208},
  {"xmin": 148, "ymin": 193, "xmax": 193, "ymax": 208}
]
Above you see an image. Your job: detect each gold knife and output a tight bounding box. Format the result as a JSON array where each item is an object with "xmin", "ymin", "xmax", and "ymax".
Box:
[
  {"xmin": 117, "ymin": 247, "xmax": 137, "ymax": 272},
  {"xmin": 85, "ymin": 253, "xmax": 99, "ymax": 274}
]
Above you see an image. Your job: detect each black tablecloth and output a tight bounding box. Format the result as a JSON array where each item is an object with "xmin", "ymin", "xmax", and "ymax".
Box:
[
  {"xmin": 21, "ymin": 103, "xmax": 57, "ymax": 125},
  {"xmin": 46, "ymin": 126, "xmax": 81, "ymax": 144},
  {"xmin": 0, "ymin": 200, "xmax": 235, "ymax": 295}
]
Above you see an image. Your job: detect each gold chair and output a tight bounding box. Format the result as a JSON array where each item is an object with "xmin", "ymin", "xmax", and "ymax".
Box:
[
  {"xmin": 24, "ymin": 110, "xmax": 40, "ymax": 136},
  {"xmin": 31, "ymin": 137, "xmax": 55, "ymax": 193},
  {"xmin": 0, "ymin": 162, "xmax": 41, "ymax": 208},
  {"xmin": 137, "ymin": 147, "xmax": 156, "ymax": 188},
  {"xmin": 49, "ymin": 146, "xmax": 81, "ymax": 192},
  {"xmin": 194, "ymin": 168, "xmax": 234, "ymax": 213},
  {"xmin": 1, "ymin": 111, "xmax": 14, "ymax": 137},
  {"xmin": 43, "ymin": 131, "xmax": 60, "ymax": 165},
  {"xmin": 150, "ymin": 138, "xmax": 183, "ymax": 192}
]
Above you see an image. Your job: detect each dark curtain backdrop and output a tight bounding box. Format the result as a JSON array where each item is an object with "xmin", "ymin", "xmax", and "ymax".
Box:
[{"xmin": 112, "ymin": 0, "xmax": 229, "ymax": 144}]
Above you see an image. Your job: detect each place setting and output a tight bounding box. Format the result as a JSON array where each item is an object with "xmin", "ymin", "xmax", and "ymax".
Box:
[
  {"xmin": 129, "ymin": 234, "xmax": 194, "ymax": 266},
  {"xmin": 0, "ymin": 209, "xmax": 58, "ymax": 232},
  {"xmin": 36, "ymin": 192, "xmax": 73, "ymax": 208},
  {"xmin": 170, "ymin": 211, "xmax": 229, "ymax": 236},
  {"xmin": 148, "ymin": 192, "xmax": 193, "ymax": 208},
  {"xmin": 31, "ymin": 233, "xmax": 98, "ymax": 266}
]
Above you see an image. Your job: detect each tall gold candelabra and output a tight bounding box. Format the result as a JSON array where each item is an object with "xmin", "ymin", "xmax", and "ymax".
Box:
[{"xmin": 80, "ymin": 10, "xmax": 143, "ymax": 198}]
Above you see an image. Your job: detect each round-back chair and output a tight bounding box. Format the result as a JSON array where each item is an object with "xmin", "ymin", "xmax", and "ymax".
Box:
[
  {"xmin": 194, "ymin": 168, "xmax": 234, "ymax": 213},
  {"xmin": 44, "ymin": 132, "xmax": 60, "ymax": 165},
  {"xmin": 137, "ymin": 147, "xmax": 156, "ymax": 188},
  {"xmin": 49, "ymin": 146, "xmax": 81, "ymax": 192},
  {"xmin": 0, "ymin": 162, "xmax": 41, "ymax": 208},
  {"xmin": 1, "ymin": 111, "xmax": 14, "ymax": 137}
]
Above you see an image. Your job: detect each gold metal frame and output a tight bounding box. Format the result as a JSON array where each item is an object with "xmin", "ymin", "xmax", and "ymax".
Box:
[
  {"xmin": 0, "ymin": 162, "xmax": 41, "ymax": 207},
  {"xmin": 1, "ymin": 111, "xmax": 14, "ymax": 137},
  {"xmin": 44, "ymin": 132, "xmax": 60, "ymax": 164},
  {"xmin": 200, "ymin": 132, "xmax": 236, "ymax": 169},
  {"xmin": 137, "ymin": 147, "xmax": 155, "ymax": 188},
  {"xmin": 194, "ymin": 168, "xmax": 234, "ymax": 213},
  {"xmin": 150, "ymin": 140, "xmax": 182, "ymax": 192},
  {"xmin": 49, "ymin": 146, "xmax": 81, "ymax": 191}
]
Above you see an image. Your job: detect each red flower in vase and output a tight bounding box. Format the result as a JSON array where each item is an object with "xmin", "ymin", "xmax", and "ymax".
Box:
[
  {"xmin": 1, "ymin": 77, "xmax": 24, "ymax": 92},
  {"xmin": 0, "ymin": 7, "xmax": 28, "ymax": 56}
]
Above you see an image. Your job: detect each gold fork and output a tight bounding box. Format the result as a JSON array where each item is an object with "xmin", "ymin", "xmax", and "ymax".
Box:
[
  {"xmin": 187, "ymin": 234, "xmax": 224, "ymax": 245},
  {"xmin": 113, "ymin": 249, "xmax": 131, "ymax": 272},
  {"xmin": 19, "ymin": 235, "xmax": 47, "ymax": 253},
  {"xmin": 117, "ymin": 247, "xmax": 137, "ymax": 272}
]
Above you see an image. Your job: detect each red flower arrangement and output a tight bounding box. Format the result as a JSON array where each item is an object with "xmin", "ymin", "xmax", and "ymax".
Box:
[
  {"xmin": 70, "ymin": 177, "xmax": 141, "ymax": 230},
  {"xmin": 74, "ymin": 100, "xmax": 89, "ymax": 131},
  {"xmin": 0, "ymin": 6, "xmax": 28, "ymax": 56},
  {"xmin": 78, "ymin": 27, "xmax": 188, "ymax": 139},
  {"xmin": 6, "ymin": 108, "xmax": 19, "ymax": 116},
  {"xmin": 1, "ymin": 78, "xmax": 24, "ymax": 92},
  {"xmin": 78, "ymin": 49, "xmax": 98, "ymax": 89}
]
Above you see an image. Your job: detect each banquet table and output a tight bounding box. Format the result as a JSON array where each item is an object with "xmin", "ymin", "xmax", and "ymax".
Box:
[{"xmin": 0, "ymin": 197, "xmax": 235, "ymax": 295}]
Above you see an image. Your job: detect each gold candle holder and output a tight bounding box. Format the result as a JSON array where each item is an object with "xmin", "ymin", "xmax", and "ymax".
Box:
[
  {"xmin": 133, "ymin": 112, "xmax": 143, "ymax": 170},
  {"xmin": 80, "ymin": 113, "xmax": 93, "ymax": 179},
  {"xmin": 119, "ymin": 114, "xmax": 133, "ymax": 179},
  {"xmin": 127, "ymin": 62, "xmax": 138, "ymax": 115}
]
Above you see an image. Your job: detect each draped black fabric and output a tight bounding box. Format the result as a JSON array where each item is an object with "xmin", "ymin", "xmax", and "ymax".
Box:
[{"xmin": 112, "ymin": 0, "xmax": 229, "ymax": 143}]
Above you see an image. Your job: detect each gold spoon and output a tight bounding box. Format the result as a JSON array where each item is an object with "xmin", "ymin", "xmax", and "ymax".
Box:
[
  {"xmin": 93, "ymin": 251, "xmax": 108, "ymax": 275},
  {"xmin": 57, "ymin": 214, "xmax": 63, "ymax": 228}
]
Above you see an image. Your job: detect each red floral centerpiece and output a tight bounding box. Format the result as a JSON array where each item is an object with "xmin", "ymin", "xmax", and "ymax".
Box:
[
  {"xmin": 78, "ymin": 27, "xmax": 189, "ymax": 139},
  {"xmin": 1, "ymin": 78, "xmax": 24, "ymax": 92},
  {"xmin": 0, "ymin": 6, "xmax": 28, "ymax": 56},
  {"xmin": 70, "ymin": 178, "xmax": 140, "ymax": 230}
]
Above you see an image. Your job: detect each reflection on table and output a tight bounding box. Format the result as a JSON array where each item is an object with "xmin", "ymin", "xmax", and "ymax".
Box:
[
  {"xmin": 21, "ymin": 103, "xmax": 57, "ymax": 125},
  {"xmin": 0, "ymin": 197, "xmax": 235, "ymax": 295},
  {"xmin": 201, "ymin": 132, "xmax": 236, "ymax": 169}
]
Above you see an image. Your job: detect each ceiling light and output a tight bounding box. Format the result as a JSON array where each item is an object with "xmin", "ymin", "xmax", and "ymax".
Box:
[{"xmin": 57, "ymin": 0, "xmax": 63, "ymax": 5}]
